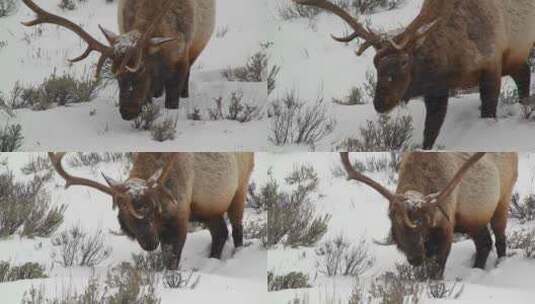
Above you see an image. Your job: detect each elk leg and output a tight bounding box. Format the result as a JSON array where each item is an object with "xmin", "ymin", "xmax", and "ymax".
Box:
[
  {"xmin": 164, "ymin": 61, "xmax": 190, "ymax": 109},
  {"xmin": 480, "ymin": 70, "xmax": 501, "ymax": 118},
  {"xmin": 490, "ymin": 201, "xmax": 509, "ymax": 258},
  {"xmin": 423, "ymin": 92, "xmax": 449, "ymax": 150},
  {"xmin": 472, "ymin": 227, "xmax": 493, "ymax": 269},
  {"xmin": 511, "ymin": 62, "xmax": 531, "ymax": 102},
  {"xmin": 180, "ymin": 68, "xmax": 191, "ymax": 98},
  {"xmin": 425, "ymin": 228, "xmax": 452, "ymax": 279},
  {"xmin": 206, "ymin": 216, "xmax": 229, "ymax": 259},
  {"xmin": 228, "ymin": 187, "xmax": 247, "ymax": 248},
  {"xmin": 161, "ymin": 219, "xmax": 188, "ymax": 270}
]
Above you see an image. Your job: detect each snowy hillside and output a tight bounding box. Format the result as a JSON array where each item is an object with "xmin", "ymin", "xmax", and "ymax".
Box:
[
  {"xmin": 266, "ymin": 153, "xmax": 535, "ymax": 303},
  {"xmin": 2, "ymin": 0, "xmax": 535, "ymax": 151},
  {"xmin": 0, "ymin": 153, "xmax": 268, "ymax": 303}
]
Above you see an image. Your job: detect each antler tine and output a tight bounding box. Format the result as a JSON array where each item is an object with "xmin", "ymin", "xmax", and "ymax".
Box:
[
  {"xmin": 21, "ymin": 0, "xmax": 114, "ymax": 71},
  {"xmin": 434, "ymin": 153, "xmax": 486, "ymax": 204},
  {"xmin": 158, "ymin": 154, "xmax": 178, "ymax": 186},
  {"xmin": 48, "ymin": 152, "xmax": 115, "ymax": 196},
  {"xmin": 294, "ymin": 0, "xmax": 383, "ymax": 51},
  {"xmin": 340, "ymin": 152, "xmax": 396, "ymax": 201}
]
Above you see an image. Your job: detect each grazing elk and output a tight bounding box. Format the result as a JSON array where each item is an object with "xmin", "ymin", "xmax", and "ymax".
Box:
[
  {"xmin": 22, "ymin": 0, "xmax": 215, "ymax": 120},
  {"xmin": 341, "ymin": 152, "xmax": 518, "ymax": 277},
  {"xmin": 49, "ymin": 152, "xmax": 254, "ymax": 270},
  {"xmin": 296, "ymin": 0, "xmax": 535, "ymax": 149}
]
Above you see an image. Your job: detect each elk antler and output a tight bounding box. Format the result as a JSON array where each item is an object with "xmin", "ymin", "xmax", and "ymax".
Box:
[
  {"xmin": 433, "ymin": 153, "xmax": 486, "ymax": 204},
  {"xmin": 48, "ymin": 152, "xmax": 115, "ymax": 196},
  {"xmin": 293, "ymin": 0, "xmax": 384, "ymax": 52},
  {"xmin": 21, "ymin": 0, "xmax": 114, "ymax": 77},
  {"xmin": 115, "ymin": 0, "xmax": 176, "ymax": 75},
  {"xmin": 340, "ymin": 152, "xmax": 396, "ymax": 201}
]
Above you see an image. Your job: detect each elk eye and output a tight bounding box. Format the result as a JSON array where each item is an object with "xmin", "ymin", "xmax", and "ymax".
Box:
[{"xmin": 387, "ymin": 76, "xmax": 394, "ymax": 82}]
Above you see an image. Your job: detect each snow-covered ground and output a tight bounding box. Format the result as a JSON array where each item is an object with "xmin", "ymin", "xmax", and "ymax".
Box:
[
  {"xmin": 2, "ymin": 0, "xmax": 535, "ymax": 151},
  {"xmin": 0, "ymin": 153, "xmax": 268, "ymax": 303},
  {"xmin": 267, "ymin": 152, "xmax": 535, "ymax": 303}
]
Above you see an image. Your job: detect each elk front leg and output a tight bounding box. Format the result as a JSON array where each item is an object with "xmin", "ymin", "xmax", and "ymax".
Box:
[
  {"xmin": 206, "ymin": 216, "xmax": 229, "ymax": 259},
  {"xmin": 425, "ymin": 228, "xmax": 452, "ymax": 279},
  {"xmin": 161, "ymin": 218, "xmax": 188, "ymax": 270},
  {"xmin": 164, "ymin": 61, "xmax": 190, "ymax": 109},
  {"xmin": 423, "ymin": 91, "xmax": 449, "ymax": 150},
  {"xmin": 472, "ymin": 226, "xmax": 493, "ymax": 269},
  {"xmin": 480, "ymin": 69, "xmax": 501, "ymax": 118}
]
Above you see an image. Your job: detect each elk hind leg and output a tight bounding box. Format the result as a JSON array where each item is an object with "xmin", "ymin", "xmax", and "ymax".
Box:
[
  {"xmin": 510, "ymin": 62, "xmax": 531, "ymax": 102},
  {"xmin": 206, "ymin": 216, "xmax": 229, "ymax": 259},
  {"xmin": 472, "ymin": 226, "xmax": 493, "ymax": 269},
  {"xmin": 480, "ymin": 68, "xmax": 502, "ymax": 118},
  {"xmin": 490, "ymin": 201, "xmax": 509, "ymax": 259},
  {"xmin": 228, "ymin": 187, "xmax": 247, "ymax": 248},
  {"xmin": 423, "ymin": 92, "xmax": 449, "ymax": 150}
]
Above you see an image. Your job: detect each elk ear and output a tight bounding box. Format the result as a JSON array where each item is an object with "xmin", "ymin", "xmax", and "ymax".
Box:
[
  {"xmin": 412, "ymin": 19, "xmax": 440, "ymax": 50},
  {"xmin": 99, "ymin": 25, "xmax": 119, "ymax": 45},
  {"xmin": 147, "ymin": 168, "xmax": 164, "ymax": 187},
  {"xmin": 148, "ymin": 37, "xmax": 177, "ymax": 54}
]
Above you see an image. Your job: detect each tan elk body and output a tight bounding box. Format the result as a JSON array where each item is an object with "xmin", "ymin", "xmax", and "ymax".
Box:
[
  {"xmin": 22, "ymin": 0, "xmax": 215, "ymax": 120},
  {"xmin": 341, "ymin": 152, "xmax": 518, "ymax": 276},
  {"xmin": 297, "ymin": 0, "xmax": 535, "ymax": 149},
  {"xmin": 49, "ymin": 152, "xmax": 254, "ymax": 270}
]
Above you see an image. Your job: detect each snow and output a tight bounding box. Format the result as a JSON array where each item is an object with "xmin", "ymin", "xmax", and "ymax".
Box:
[
  {"xmin": 0, "ymin": 153, "xmax": 268, "ymax": 303},
  {"xmin": 1, "ymin": 0, "xmax": 535, "ymax": 150},
  {"xmin": 267, "ymin": 152, "xmax": 535, "ymax": 304}
]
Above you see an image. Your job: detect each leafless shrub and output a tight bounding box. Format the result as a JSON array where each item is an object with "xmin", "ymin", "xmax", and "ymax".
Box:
[
  {"xmin": 0, "ymin": 261, "xmax": 47, "ymax": 282},
  {"xmin": 0, "ymin": 0, "xmax": 16, "ymax": 17},
  {"xmin": 131, "ymin": 251, "xmax": 167, "ymax": 272},
  {"xmin": 163, "ymin": 269, "xmax": 200, "ymax": 289},
  {"xmin": 315, "ymin": 235, "xmax": 374, "ymax": 277},
  {"xmin": 151, "ymin": 117, "xmax": 177, "ymax": 142},
  {"xmin": 0, "ymin": 171, "xmax": 65, "ymax": 238},
  {"xmin": 9, "ymin": 71, "xmax": 102, "ymax": 111},
  {"xmin": 266, "ymin": 165, "xmax": 330, "ymax": 248},
  {"xmin": 209, "ymin": 92, "xmax": 261, "ymax": 122},
  {"xmin": 51, "ymin": 224, "xmax": 112, "ymax": 267},
  {"xmin": 369, "ymin": 266, "xmax": 422, "ymax": 304},
  {"xmin": 332, "ymin": 87, "xmax": 367, "ymax": 105},
  {"xmin": 509, "ymin": 192, "xmax": 535, "ymax": 223},
  {"xmin": 67, "ymin": 152, "xmax": 132, "ymax": 168},
  {"xmin": 0, "ymin": 123, "xmax": 23, "ymax": 152},
  {"xmin": 22, "ymin": 262, "xmax": 161, "ymax": 304},
  {"xmin": 337, "ymin": 114, "xmax": 414, "ymax": 151},
  {"xmin": 268, "ymin": 271, "xmax": 312, "ymax": 291},
  {"xmin": 507, "ymin": 228, "xmax": 535, "ymax": 258},
  {"xmin": 270, "ymin": 91, "xmax": 336, "ymax": 147},
  {"xmin": 222, "ymin": 42, "xmax": 280, "ymax": 95},
  {"xmin": 132, "ymin": 104, "xmax": 161, "ymax": 130},
  {"xmin": 426, "ymin": 280, "xmax": 464, "ymax": 299}
]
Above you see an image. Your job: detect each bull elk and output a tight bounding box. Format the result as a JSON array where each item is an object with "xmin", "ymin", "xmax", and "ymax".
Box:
[
  {"xmin": 341, "ymin": 152, "xmax": 518, "ymax": 277},
  {"xmin": 22, "ymin": 0, "xmax": 215, "ymax": 120},
  {"xmin": 296, "ymin": 0, "xmax": 535, "ymax": 149},
  {"xmin": 48, "ymin": 152, "xmax": 254, "ymax": 270}
]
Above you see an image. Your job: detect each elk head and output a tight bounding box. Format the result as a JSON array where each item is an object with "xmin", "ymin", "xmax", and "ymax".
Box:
[
  {"xmin": 48, "ymin": 153, "xmax": 178, "ymax": 251},
  {"xmin": 340, "ymin": 152, "xmax": 485, "ymax": 266},
  {"xmin": 294, "ymin": 0, "xmax": 440, "ymax": 113},
  {"xmin": 22, "ymin": 0, "xmax": 177, "ymax": 120}
]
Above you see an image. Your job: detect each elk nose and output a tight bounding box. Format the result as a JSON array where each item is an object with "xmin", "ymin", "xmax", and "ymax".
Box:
[
  {"xmin": 374, "ymin": 100, "xmax": 387, "ymax": 113},
  {"xmin": 120, "ymin": 105, "xmax": 141, "ymax": 120}
]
